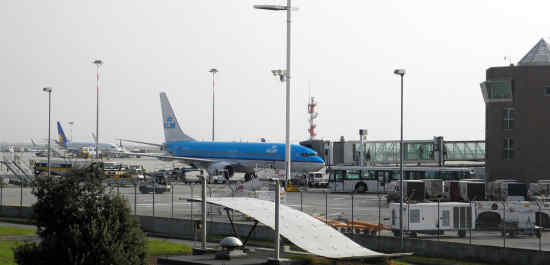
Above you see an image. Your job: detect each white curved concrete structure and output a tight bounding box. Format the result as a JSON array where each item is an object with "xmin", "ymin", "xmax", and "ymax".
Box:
[{"xmin": 203, "ymin": 197, "xmax": 387, "ymax": 259}]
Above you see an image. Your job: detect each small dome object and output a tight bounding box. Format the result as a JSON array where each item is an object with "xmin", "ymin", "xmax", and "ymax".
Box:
[{"xmin": 220, "ymin": 236, "xmax": 243, "ymax": 249}]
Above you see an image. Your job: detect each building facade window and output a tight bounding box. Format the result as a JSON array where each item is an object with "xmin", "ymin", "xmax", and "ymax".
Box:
[
  {"xmin": 503, "ymin": 137, "xmax": 514, "ymax": 160},
  {"xmin": 545, "ymin": 87, "xmax": 550, "ymax": 96},
  {"xmin": 503, "ymin": 108, "xmax": 515, "ymax": 130}
]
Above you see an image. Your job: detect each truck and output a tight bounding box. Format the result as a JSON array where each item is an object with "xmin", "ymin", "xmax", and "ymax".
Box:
[
  {"xmin": 307, "ymin": 172, "xmax": 328, "ymax": 188},
  {"xmin": 390, "ymin": 202, "xmax": 474, "ymax": 237},
  {"xmin": 386, "ymin": 180, "xmax": 425, "ymax": 203}
]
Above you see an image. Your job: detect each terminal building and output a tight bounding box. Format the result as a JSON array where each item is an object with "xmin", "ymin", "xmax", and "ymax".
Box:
[{"xmin": 481, "ymin": 38, "xmax": 550, "ymax": 181}]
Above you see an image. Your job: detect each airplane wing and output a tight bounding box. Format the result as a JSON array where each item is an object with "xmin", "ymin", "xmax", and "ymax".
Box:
[
  {"xmin": 118, "ymin": 151, "xmax": 214, "ymax": 163},
  {"xmin": 117, "ymin": 151, "xmax": 246, "ymax": 177},
  {"xmin": 118, "ymin": 139, "xmax": 163, "ymax": 148}
]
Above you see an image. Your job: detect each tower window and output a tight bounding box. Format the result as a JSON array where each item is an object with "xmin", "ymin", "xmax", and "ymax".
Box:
[
  {"xmin": 503, "ymin": 137, "xmax": 514, "ymax": 160},
  {"xmin": 503, "ymin": 108, "xmax": 515, "ymax": 130},
  {"xmin": 545, "ymin": 87, "xmax": 550, "ymax": 96}
]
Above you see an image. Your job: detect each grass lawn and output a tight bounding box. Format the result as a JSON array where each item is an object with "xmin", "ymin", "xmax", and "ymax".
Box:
[
  {"xmin": 0, "ymin": 226, "xmax": 36, "ymax": 237},
  {"xmin": 0, "ymin": 241, "xmax": 24, "ymax": 265},
  {"xmin": 0, "ymin": 225, "xmax": 193, "ymax": 264},
  {"xmin": 146, "ymin": 238, "xmax": 193, "ymax": 258}
]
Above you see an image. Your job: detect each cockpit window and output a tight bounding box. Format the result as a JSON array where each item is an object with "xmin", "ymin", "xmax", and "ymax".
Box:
[{"xmin": 301, "ymin": 152, "xmax": 317, "ymax": 157}]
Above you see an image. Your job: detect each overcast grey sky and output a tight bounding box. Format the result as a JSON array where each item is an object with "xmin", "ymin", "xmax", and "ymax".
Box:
[{"xmin": 1, "ymin": 0, "xmax": 548, "ymax": 144}]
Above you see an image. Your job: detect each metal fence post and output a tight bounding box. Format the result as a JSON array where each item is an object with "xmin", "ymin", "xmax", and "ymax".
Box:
[
  {"xmin": 469, "ymin": 200, "xmax": 472, "ymax": 246},
  {"xmin": 171, "ymin": 183, "xmax": 174, "ymax": 218},
  {"xmin": 20, "ymin": 181, "xmax": 23, "ymax": 208},
  {"xmin": 134, "ymin": 181, "xmax": 137, "ymax": 215},
  {"xmin": 351, "ymin": 192, "xmax": 355, "ymax": 235},
  {"xmin": 407, "ymin": 200, "xmax": 410, "ymax": 233},
  {"xmin": 325, "ymin": 191, "xmax": 328, "ymax": 224},
  {"xmin": 300, "ymin": 191, "xmax": 303, "ymax": 212},
  {"xmin": 378, "ymin": 192, "xmax": 381, "ymax": 237},
  {"xmin": 152, "ymin": 180, "xmax": 156, "ymax": 217},
  {"xmin": 537, "ymin": 202, "xmax": 542, "ymax": 252},
  {"xmin": 502, "ymin": 201, "xmax": 506, "ymax": 248},
  {"xmin": 437, "ymin": 199, "xmax": 441, "ymax": 241},
  {"xmin": 190, "ymin": 183, "xmax": 194, "ymax": 221}
]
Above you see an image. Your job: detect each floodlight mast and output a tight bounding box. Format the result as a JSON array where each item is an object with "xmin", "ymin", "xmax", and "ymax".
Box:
[
  {"xmin": 42, "ymin": 87, "xmax": 52, "ymax": 177},
  {"xmin": 255, "ymin": 0, "xmax": 292, "ymax": 192},
  {"xmin": 93, "ymin": 59, "xmax": 103, "ymax": 160},
  {"xmin": 393, "ymin": 68, "xmax": 405, "ymax": 250},
  {"xmin": 255, "ymin": 2, "xmax": 292, "ymax": 261},
  {"xmin": 209, "ymin": 68, "xmax": 218, "ymax": 142}
]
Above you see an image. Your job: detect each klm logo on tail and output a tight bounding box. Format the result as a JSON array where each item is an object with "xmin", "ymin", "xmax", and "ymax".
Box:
[{"xmin": 164, "ymin": 116, "xmax": 176, "ymax": 129}]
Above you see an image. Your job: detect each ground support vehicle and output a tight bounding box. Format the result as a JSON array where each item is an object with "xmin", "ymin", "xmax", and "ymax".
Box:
[
  {"xmin": 139, "ymin": 173, "xmax": 171, "ymax": 194},
  {"xmin": 307, "ymin": 172, "xmax": 328, "ymax": 188},
  {"xmin": 138, "ymin": 182, "xmax": 171, "ymax": 194},
  {"xmin": 486, "ymin": 180, "xmax": 528, "ymax": 201},
  {"xmin": 474, "ymin": 200, "xmax": 541, "ymax": 238},
  {"xmin": 422, "ymin": 179, "xmax": 443, "ymax": 200},
  {"xmin": 390, "ymin": 202, "xmax": 474, "ymax": 238},
  {"xmin": 386, "ymin": 180, "xmax": 425, "ymax": 203}
]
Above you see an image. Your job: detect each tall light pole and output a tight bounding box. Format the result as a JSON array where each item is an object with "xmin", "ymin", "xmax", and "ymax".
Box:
[
  {"xmin": 393, "ymin": 68, "xmax": 406, "ymax": 249},
  {"xmin": 254, "ymin": 0, "xmax": 292, "ymax": 188},
  {"xmin": 209, "ymin": 68, "xmax": 218, "ymax": 142},
  {"xmin": 92, "ymin": 59, "xmax": 103, "ymax": 160},
  {"xmin": 43, "ymin": 87, "xmax": 52, "ymax": 177},
  {"xmin": 255, "ymin": 2, "xmax": 293, "ymax": 262}
]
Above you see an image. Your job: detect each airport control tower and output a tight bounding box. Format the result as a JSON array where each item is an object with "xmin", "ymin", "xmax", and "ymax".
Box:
[{"xmin": 481, "ymin": 38, "xmax": 550, "ymax": 181}]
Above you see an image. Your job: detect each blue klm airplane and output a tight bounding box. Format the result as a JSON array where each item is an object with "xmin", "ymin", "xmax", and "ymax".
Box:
[{"xmin": 123, "ymin": 92, "xmax": 325, "ymax": 181}]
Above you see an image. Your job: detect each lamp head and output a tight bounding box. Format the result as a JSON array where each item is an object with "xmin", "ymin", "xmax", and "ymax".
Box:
[
  {"xmin": 42, "ymin": 87, "xmax": 52, "ymax": 93},
  {"xmin": 393, "ymin": 69, "xmax": 406, "ymax": 76},
  {"xmin": 92, "ymin": 59, "xmax": 103, "ymax": 66},
  {"xmin": 209, "ymin": 68, "xmax": 218, "ymax": 74},
  {"xmin": 271, "ymin": 69, "xmax": 281, "ymax": 76},
  {"xmin": 253, "ymin": 4, "xmax": 288, "ymax": 11}
]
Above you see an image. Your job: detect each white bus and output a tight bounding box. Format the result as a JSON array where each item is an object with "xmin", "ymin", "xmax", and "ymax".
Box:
[{"xmin": 328, "ymin": 166, "xmax": 476, "ymax": 193}]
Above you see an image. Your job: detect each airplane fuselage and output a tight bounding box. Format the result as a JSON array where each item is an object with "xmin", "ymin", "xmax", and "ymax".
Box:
[{"xmin": 165, "ymin": 141, "xmax": 324, "ymax": 173}]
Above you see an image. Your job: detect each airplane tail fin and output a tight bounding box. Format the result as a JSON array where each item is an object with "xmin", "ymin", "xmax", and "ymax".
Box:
[
  {"xmin": 57, "ymin": 121, "xmax": 68, "ymax": 147},
  {"xmin": 160, "ymin": 92, "xmax": 195, "ymax": 142},
  {"xmin": 30, "ymin": 139, "xmax": 37, "ymax": 147},
  {"xmin": 91, "ymin": 132, "xmax": 97, "ymax": 142}
]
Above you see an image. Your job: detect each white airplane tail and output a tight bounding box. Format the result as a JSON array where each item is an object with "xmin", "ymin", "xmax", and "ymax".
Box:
[{"xmin": 160, "ymin": 92, "xmax": 195, "ymax": 142}]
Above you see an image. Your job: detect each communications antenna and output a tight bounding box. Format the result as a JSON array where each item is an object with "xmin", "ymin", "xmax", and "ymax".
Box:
[{"xmin": 307, "ymin": 96, "xmax": 318, "ymax": 140}]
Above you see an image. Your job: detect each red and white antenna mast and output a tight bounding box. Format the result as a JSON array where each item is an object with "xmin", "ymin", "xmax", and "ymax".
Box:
[{"xmin": 307, "ymin": 96, "xmax": 318, "ymax": 140}]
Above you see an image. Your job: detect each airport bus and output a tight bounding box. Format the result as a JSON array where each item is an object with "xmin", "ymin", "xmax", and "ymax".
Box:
[{"xmin": 327, "ymin": 166, "xmax": 476, "ymax": 193}]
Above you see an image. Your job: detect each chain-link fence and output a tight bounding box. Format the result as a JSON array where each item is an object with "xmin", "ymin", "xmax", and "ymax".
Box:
[{"xmin": 0, "ymin": 178, "xmax": 548, "ymax": 252}]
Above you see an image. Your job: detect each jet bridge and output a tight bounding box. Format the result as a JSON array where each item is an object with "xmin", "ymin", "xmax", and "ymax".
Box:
[{"xmin": 198, "ymin": 197, "xmax": 397, "ymax": 259}]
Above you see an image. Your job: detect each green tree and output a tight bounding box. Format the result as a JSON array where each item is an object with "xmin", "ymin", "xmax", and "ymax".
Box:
[{"xmin": 14, "ymin": 163, "xmax": 146, "ymax": 265}]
